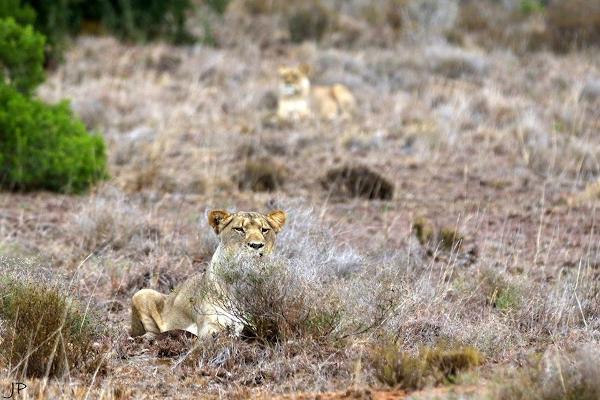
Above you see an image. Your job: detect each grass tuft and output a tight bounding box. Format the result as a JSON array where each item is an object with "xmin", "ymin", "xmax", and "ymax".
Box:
[
  {"xmin": 0, "ymin": 276, "xmax": 103, "ymax": 379},
  {"xmin": 237, "ymin": 158, "xmax": 286, "ymax": 192},
  {"xmin": 287, "ymin": 0, "xmax": 332, "ymax": 43},
  {"xmin": 497, "ymin": 346, "xmax": 600, "ymax": 400},
  {"xmin": 373, "ymin": 342, "xmax": 483, "ymax": 390},
  {"xmin": 412, "ymin": 216, "xmax": 435, "ymax": 245},
  {"xmin": 438, "ymin": 226, "xmax": 464, "ymax": 251}
]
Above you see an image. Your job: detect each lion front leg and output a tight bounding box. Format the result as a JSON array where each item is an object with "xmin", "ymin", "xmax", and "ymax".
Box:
[
  {"xmin": 131, "ymin": 288, "xmax": 168, "ymax": 337},
  {"xmin": 195, "ymin": 303, "xmax": 244, "ymax": 338}
]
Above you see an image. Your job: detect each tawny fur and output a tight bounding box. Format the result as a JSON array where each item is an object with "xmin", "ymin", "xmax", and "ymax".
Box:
[
  {"xmin": 130, "ymin": 210, "xmax": 286, "ymax": 338},
  {"xmin": 277, "ymin": 65, "xmax": 356, "ymax": 121}
]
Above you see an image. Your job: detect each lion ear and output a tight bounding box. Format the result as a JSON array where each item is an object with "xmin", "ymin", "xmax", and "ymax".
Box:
[
  {"xmin": 266, "ymin": 210, "xmax": 286, "ymax": 233},
  {"xmin": 208, "ymin": 210, "xmax": 232, "ymax": 234},
  {"xmin": 298, "ymin": 63, "xmax": 311, "ymax": 76}
]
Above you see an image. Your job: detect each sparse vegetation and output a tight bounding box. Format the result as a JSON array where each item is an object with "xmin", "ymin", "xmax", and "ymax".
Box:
[
  {"xmin": 210, "ymin": 255, "xmax": 345, "ymax": 343},
  {"xmin": 237, "ymin": 158, "xmax": 286, "ymax": 192},
  {"xmin": 0, "ymin": 0, "xmax": 598, "ymax": 397},
  {"xmin": 546, "ymin": 0, "xmax": 600, "ymax": 52},
  {"xmin": 72, "ymin": 192, "xmax": 159, "ymax": 253},
  {"xmin": 496, "ymin": 346, "xmax": 600, "ymax": 400},
  {"xmin": 438, "ymin": 226, "xmax": 464, "ymax": 251},
  {"xmin": 322, "ymin": 165, "xmax": 394, "ymax": 200},
  {"xmin": 287, "ymin": 0, "xmax": 332, "ymax": 43},
  {"xmin": 373, "ymin": 342, "xmax": 482, "ymax": 390},
  {"xmin": 0, "ymin": 271, "xmax": 103, "ymax": 379},
  {"xmin": 412, "ymin": 216, "xmax": 435, "ymax": 245}
]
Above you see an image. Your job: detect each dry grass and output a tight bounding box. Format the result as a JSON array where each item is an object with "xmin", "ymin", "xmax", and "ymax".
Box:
[
  {"xmin": 0, "ymin": 0, "xmax": 598, "ymax": 397},
  {"xmin": 0, "ymin": 259, "xmax": 105, "ymax": 379},
  {"xmin": 495, "ymin": 345, "xmax": 600, "ymax": 400},
  {"xmin": 372, "ymin": 342, "xmax": 482, "ymax": 390}
]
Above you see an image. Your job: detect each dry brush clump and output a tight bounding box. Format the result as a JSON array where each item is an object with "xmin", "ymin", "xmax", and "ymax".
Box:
[
  {"xmin": 322, "ymin": 164, "xmax": 394, "ymax": 201},
  {"xmin": 0, "ymin": 257, "xmax": 106, "ymax": 379},
  {"xmin": 236, "ymin": 157, "xmax": 287, "ymax": 192},
  {"xmin": 495, "ymin": 345, "xmax": 600, "ymax": 400},
  {"xmin": 372, "ymin": 341, "xmax": 482, "ymax": 390},
  {"xmin": 203, "ymin": 204, "xmax": 399, "ymax": 344},
  {"xmin": 545, "ymin": 0, "xmax": 600, "ymax": 52},
  {"xmin": 175, "ymin": 206, "xmax": 403, "ymax": 390},
  {"xmin": 452, "ymin": 0, "xmax": 600, "ymax": 53},
  {"xmin": 210, "ymin": 255, "xmax": 345, "ymax": 343}
]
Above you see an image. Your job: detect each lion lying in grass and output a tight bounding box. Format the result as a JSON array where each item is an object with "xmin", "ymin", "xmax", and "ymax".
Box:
[
  {"xmin": 277, "ymin": 64, "xmax": 356, "ymax": 121},
  {"xmin": 130, "ymin": 209, "xmax": 286, "ymax": 338}
]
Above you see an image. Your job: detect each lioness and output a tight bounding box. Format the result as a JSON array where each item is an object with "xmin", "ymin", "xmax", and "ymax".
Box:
[
  {"xmin": 130, "ymin": 209, "xmax": 286, "ymax": 338},
  {"xmin": 277, "ymin": 64, "xmax": 356, "ymax": 121}
]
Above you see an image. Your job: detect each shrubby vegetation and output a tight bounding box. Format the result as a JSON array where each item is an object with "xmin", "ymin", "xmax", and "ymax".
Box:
[
  {"xmin": 0, "ymin": 17, "xmax": 44, "ymax": 94},
  {"xmin": 373, "ymin": 342, "xmax": 482, "ymax": 390},
  {"xmin": 209, "ymin": 243, "xmax": 395, "ymax": 344},
  {"xmin": 0, "ymin": 9, "xmax": 107, "ymax": 193},
  {"xmin": 0, "ymin": 83, "xmax": 107, "ymax": 193},
  {"xmin": 0, "ymin": 0, "xmax": 200, "ymax": 63},
  {"xmin": 496, "ymin": 346, "xmax": 600, "ymax": 400},
  {"xmin": 0, "ymin": 260, "xmax": 103, "ymax": 378}
]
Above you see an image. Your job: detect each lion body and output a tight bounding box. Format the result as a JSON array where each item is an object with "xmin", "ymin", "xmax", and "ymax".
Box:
[
  {"xmin": 130, "ymin": 210, "xmax": 286, "ymax": 338},
  {"xmin": 277, "ymin": 65, "xmax": 356, "ymax": 121}
]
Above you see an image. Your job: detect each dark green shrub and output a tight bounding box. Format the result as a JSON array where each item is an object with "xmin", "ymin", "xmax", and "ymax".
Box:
[
  {"xmin": 0, "ymin": 83, "xmax": 107, "ymax": 193},
  {"xmin": 0, "ymin": 0, "xmax": 35, "ymax": 27},
  {"xmin": 0, "ymin": 17, "xmax": 44, "ymax": 94},
  {"xmin": 18, "ymin": 0, "xmax": 80, "ymax": 64},
  {"xmin": 0, "ymin": 277, "xmax": 102, "ymax": 378},
  {"xmin": 79, "ymin": 0, "xmax": 194, "ymax": 44},
  {"xmin": 0, "ymin": 0, "xmax": 195, "ymax": 63}
]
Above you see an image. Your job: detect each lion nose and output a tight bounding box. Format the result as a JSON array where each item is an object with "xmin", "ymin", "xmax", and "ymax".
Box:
[{"xmin": 248, "ymin": 242, "xmax": 264, "ymax": 250}]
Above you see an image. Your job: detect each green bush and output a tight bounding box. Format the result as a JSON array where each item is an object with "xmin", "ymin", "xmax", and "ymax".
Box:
[
  {"xmin": 0, "ymin": 0, "xmax": 35, "ymax": 27},
  {"xmin": 0, "ymin": 277, "xmax": 102, "ymax": 378},
  {"xmin": 0, "ymin": 83, "xmax": 107, "ymax": 193},
  {"xmin": 21, "ymin": 0, "xmax": 81, "ymax": 64},
  {"xmin": 519, "ymin": 0, "xmax": 545, "ymax": 16},
  {"xmin": 0, "ymin": 17, "xmax": 44, "ymax": 94},
  {"xmin": 78, "ymin": 0, "xmax": 193, "ymax": 44},
  {"xmin": 0, "ymin": 0, "xmax": 195, "ymax": 63}
]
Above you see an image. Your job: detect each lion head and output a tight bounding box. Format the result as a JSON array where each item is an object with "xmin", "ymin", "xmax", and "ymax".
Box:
[
  {"xmin": 208, "ymin": 210, "xmax": 286, "ymax": 257},
  {"xmin": 278, "ymin": 65, "xmax": 311, "ymax": 98}
]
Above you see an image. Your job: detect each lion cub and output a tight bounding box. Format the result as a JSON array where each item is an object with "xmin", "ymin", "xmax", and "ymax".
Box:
[
  {"xmin": 130, "ymin": 209, "xmax": 286, "ymax": 338},
  {"xmin": 277, "ymin": 64, "xmax": 356, "ymax": 121}
]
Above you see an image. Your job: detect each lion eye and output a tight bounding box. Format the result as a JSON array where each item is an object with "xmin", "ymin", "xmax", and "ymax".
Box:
[
  {"xmin": 262, "ymin": 227, "xmax": 270, "ymax": 234},
  {"xmin": 234, "ymin": 227, "xmax": 244, "ymax": 233}
]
